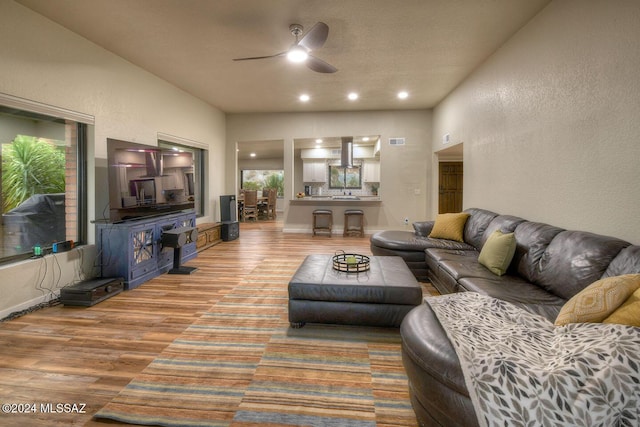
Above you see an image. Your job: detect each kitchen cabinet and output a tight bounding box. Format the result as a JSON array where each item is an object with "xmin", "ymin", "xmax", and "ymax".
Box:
[
  {"xmin": 163, "ymin": 153, "xmax": 193, "ymax": 168},
  {"xmin": 363, "ymin": 160, "xmax": 380, "ymax": 183},
  {"xmin": 161, "ymin": 174, "xmax": 178, "ymax": 190},
  {"xmin": 303, "ymin": 160, "xmax": 327, "ymax": 182}
]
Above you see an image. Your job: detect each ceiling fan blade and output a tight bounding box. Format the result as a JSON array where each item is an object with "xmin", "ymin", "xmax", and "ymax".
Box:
[
  {"xmin": 306, "ymin": 55, "xmax": 337, "ymax": 73},
  {"xmin": 233, "ymin": 52, "xmax": 286, "ymax": 61},
  {"xmin": 298, "ymin": 22, "xmax": 329, "ymax": 51}
]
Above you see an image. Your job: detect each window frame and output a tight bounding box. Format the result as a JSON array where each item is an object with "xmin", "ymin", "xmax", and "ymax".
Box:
[
  {"xmin": 240, "ymin": 169, "xmax": 284, "ymax": 197},
  {"xmin": 328, "ymin": 165, "xmax": 362, "ymax": 189},
  {"xmin": 0, "ymin": 104, "xmax": 88, "ymax": 265}
]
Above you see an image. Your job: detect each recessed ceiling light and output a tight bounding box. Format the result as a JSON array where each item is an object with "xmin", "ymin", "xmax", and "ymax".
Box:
[
  {"xmin": 348, "ymin": 92, "xmax": 359, "ymax": 101},
  {"xmin": 250, "ymin": 152, "xmax": 256, "ymax": 157},
  {"xmin": 362, "ymin": 137, "xmax": 370, "ymax": 142},
  {"xmin": 299, "ymin": 94, "xmax": 310, "ymax": 102},
  {"xmin": 397, "ymin": 91, "xmax": 409, "ymax": 99},
  {"xmin": 315, "ymin": 138, "xmax": 323, "ymax": 143}
]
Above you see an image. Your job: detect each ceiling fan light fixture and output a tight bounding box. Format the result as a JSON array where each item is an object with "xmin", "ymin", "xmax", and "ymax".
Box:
[{"xmin": 287, "ymin": 46, "xmax": 309, "ymax": 63}]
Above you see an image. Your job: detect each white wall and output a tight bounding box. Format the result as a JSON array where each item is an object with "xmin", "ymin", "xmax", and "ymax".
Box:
[
  {"xmin": 226, "ymin": 110, "xmax": 432, "ymax": 229},
  {"xmin": 432, "ymin": 0, "xmax": 640, "ymax": 244},
  {"xmin": 0, "ymin": 1, "xmax": 226, "ymax": 318}
]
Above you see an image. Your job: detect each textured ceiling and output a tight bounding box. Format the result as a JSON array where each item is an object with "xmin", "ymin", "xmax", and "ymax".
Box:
[{"xmin": 16, "ymin": 0, "xmax": 550, "ymax": 114}]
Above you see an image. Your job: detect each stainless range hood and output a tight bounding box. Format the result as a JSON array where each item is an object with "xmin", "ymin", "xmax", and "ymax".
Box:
[
  {"xmin": 143, "ymin": 150, "xmax": 164, "ymax": 177},
  {"xmin": 340, "ymin": 137, "xmax": 353, "ymax": 167}
]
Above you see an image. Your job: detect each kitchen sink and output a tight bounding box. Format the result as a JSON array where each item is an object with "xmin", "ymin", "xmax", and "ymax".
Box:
[{"xmin": 332, "ymin": 195, "xmax": 360, "ymax": 200}]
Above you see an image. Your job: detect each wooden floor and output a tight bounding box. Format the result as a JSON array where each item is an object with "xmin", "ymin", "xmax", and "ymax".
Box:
[{"xmin": 0, "ymin": 220, "xmax": 431, "ymax": 426}]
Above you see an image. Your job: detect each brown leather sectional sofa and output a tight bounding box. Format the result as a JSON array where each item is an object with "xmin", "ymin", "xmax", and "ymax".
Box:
[{"xmin": 370, "ymin": 208, "xmax": 640, "ymax": 426}]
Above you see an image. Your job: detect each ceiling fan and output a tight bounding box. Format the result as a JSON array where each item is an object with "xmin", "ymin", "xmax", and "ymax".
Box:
[{"xmin": 233, "ymin": 22, "xmax": 337, "ymax": 73}]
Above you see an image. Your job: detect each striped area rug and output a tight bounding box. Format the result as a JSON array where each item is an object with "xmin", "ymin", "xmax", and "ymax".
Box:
[{"xmin": 94, "ymin": 261, "xmax": 420, "ymax": 426}]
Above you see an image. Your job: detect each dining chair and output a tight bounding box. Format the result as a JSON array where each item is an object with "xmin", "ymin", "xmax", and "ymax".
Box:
[
  {"xmin": 258, "ymin": 188, "xmax": 269, "ymax": 218},
  {"xmin": 242, "ymin": 190, "xmax": 258, "ymax": 221},
  {"xmin": 266, "ymin": 188, "xmax": 277, "ymax": 219}
]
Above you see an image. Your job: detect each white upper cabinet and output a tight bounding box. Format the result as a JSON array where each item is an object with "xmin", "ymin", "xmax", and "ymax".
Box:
[
  {"xmin": 303, "ymin": 160, "xmax": 326, "ymax": 182},
  {"xmin": 363, "ymin": 160, "xmax": 380, "ymax": 183}
]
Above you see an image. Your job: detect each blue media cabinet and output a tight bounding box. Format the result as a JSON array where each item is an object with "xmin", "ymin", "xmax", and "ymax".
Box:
[{"xmin": 96, "ymin": 211, "xmax": 197, "ymax": 289}]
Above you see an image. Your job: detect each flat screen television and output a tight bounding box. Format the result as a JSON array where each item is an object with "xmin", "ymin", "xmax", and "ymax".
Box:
[{"xmin": 106, "ymin": 138, "xmax": 195, "ymax": 222}]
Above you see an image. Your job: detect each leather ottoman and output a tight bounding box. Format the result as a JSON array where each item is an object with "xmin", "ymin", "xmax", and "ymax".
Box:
[{"xmin": 288, "ymin": 254, "xmax": 423, "ymax": 328}]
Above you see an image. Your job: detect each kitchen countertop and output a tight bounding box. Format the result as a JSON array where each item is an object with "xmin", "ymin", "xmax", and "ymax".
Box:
[{"xmin": 290, "ymin": 196, "xmax": 381, "ymax": 203}]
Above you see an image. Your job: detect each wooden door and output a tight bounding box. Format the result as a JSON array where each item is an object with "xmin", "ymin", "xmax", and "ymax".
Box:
[{"xmin": 438, "ymin": 162, "xmax": 463, "ymax": 214}]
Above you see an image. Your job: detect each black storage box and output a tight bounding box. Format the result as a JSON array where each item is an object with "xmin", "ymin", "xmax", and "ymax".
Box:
[
  {"xmin": 60, "ymin": 277, "xmax": 124, "ymax": 306},
  {"xmin": 221, "ymin": 221, "xmax": 239, "ymax": 241}
]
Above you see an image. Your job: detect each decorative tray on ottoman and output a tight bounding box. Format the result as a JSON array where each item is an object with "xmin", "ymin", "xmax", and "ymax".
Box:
[{"xmin": 332, "ymin": 250, "xmax": 370, "ymax": 273}]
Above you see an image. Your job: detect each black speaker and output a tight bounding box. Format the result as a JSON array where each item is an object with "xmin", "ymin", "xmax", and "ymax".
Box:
[
  {"xmin": 221, "ymin": 221, "xmax": 239, "ymax": 241},
  {"xmin": 220, "ymin": 195, "xmax": 237, "ymax": 222}
]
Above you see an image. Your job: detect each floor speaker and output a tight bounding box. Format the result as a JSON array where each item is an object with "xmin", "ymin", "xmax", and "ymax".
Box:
[{"xmin": 220, "ymin": 195, "xmax": 237, "ymax": 222}]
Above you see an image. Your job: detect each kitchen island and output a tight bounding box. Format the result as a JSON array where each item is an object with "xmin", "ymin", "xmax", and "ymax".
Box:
[{"xmin": 284, "ymin": 196, "xmax": 384, "ymax": 235}]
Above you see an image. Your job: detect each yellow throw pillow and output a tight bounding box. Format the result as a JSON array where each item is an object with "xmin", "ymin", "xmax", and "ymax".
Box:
[
  {"xmin": 555, "ymin": 274, "xmax": 640, "ymax": 326},
  {"xmin": 478, "ymin": 230, "xmax": 517, "ymax": 276},
  {"xmin": 603, "ymin": 287, "xmax": 640, "ymax": 327},
  {"xmin": 428, "ymin": 212, "xmax": 470, "ymax": 243}
]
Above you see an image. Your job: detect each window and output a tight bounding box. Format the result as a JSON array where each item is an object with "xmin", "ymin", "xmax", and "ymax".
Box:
[
  {"xmin": 0, "ymin": 106, "xmax": 87, "ymax": 263},
  {"xmin": 329, "ymin": 165, "xmax": 361, "ymax": 189},
  {"xmin": 241, "ymin": 169, "xmax": 284, "ymax": 197}
]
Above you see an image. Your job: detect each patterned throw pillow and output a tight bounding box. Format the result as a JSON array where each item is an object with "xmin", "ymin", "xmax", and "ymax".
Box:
[
  {"xmin": 478, "ymin": 230, "xmax": 517, "ymax": 276},
  {"xmin": 555, "ymin": 274, "xmax": 640, "ymax": 326},
  {"xmin": 428, "ymin": 212, "xmax": 470, "ymax": 242},
  {"xmin": 603, "ymin": 287, "xmax": 640, "ymax": 327}
]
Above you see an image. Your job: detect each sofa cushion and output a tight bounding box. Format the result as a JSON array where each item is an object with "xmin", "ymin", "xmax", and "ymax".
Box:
[
  {"xmin": 603, "ymin": 287, "xmax": 640, "ymax": 327},
  {"xmin": 438, "ymin": 259, "xmax": 498, "ymax": 282},
  {"xmin": 429, "ymin": 212, "xmax": 470, "ymax": 242},
  {"xmin": 478, "ymin": 230, "xmax": 517, "ymax": 276},
  {"xmin": 603, "ymin": 245, "xmax": 640, "ymax": 277},
  {"xmin": 512, "ymin": 221, "xmax": 565, "ymax": 282},
  {"xmin": 536, "ymin": 231, "xmax": 630, "ymax": 300},
  {"xmin": 412, "ymin": 221, "xmax": 434, "ymax": 237},
  {"xmin": 371, "ymin": 230, "xmax": 476, "ymax": 253},
  {"xmin": 462, "ymin": 208, "xmax": 498, "ymax": 250},
  {"xmin": 458, "ymin": 276, "xmax": 565, "ymax": 321},
  {"xmin": 425, "ymin": 248, "xmax": 478, "ymax": 272},
  {"xmin": 425, "ymin": 249, "xmax": 480, "ymax": 294},
  {"xmin": 481, "ymin": 215, "xmax": 527, "ymax": 247},
  {"xmin": 555, "ymin": 274, "xmax": 640, "ymax": 326}
]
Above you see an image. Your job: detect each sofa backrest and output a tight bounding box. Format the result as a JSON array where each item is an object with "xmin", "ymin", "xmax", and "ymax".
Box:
[
  {"xmin": 462, "ymin": 208, "xmax": 498, "ymax": 249},
  {"xmin": 482, "ymin": 215, "xmax": 527, "ymax": 247},
  {"xmin": 512, "ymin": 221, "xmax": 565, "ymax": 282},
  {"xmin": 603, "ymin": 245, "xmax": 640, "ymax": 277},
  {"xmin": 534, "ymin": 231, "xmax": 630, "ymax": 300}
]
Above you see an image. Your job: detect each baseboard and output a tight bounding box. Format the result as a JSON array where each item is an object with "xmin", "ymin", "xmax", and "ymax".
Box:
[
  {"xmin": 0, "ymin": 291, "xmax": 60, "ymax": 321},
  {"xmin": 281, "ymin": 227, "xmax": 383, "ymax": 235}
]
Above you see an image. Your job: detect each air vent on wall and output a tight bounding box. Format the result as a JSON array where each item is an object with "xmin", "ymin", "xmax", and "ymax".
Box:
[{"xmin": 389, "ymin": 137, "xmax": 405, "ymax": 146}]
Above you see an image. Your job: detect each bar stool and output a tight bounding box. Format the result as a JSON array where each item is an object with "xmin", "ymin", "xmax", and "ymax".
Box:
[
  {"xmin": 343, "ymin": 209, "xmax": 365, "ymax": 237},
  {"xmin": 312, "ymin": 209, "xmax": 333, "ymax": 236}
]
